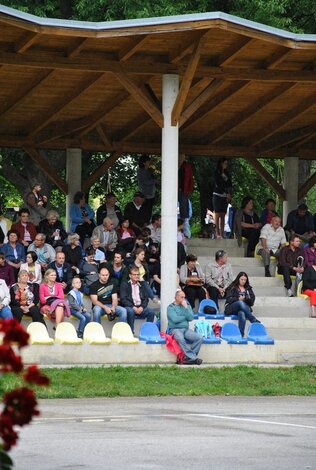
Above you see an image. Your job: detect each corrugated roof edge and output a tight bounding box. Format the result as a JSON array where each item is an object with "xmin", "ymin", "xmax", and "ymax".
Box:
[{"xmin": 0, "ymin": 4, "xmax": 316, "ymax": 42}]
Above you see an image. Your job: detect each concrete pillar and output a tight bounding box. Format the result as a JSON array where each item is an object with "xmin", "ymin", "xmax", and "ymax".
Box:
[
  {"xmin": 160, "ymin": 74, "xmax": 179, "ymax": 332},
  {"xmin": 283, "ymin": 156, "xmax": 299, "ymax": 224},
  {"xmin": 66, "ymin": 148, "xmax": 82, "ymax": 231}
]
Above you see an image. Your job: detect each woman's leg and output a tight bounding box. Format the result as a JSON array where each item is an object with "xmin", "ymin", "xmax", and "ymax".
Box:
[
  {"xmin": 54, "ymin": 305, "xmax": 65, "ymax": 325},
  {"xmin": 183, "ymin": 286, "xmax": 196, "ymax": 309},
  {"xmin": 219, "ymin": 213, "xmax": 225, "ymax": 238},
  {"xmin": 29, "ymin": 306, "xmax": 46, "ymax": 325},
  {"xmin": 10, "ymin": 306, "xmax": 23, "ymax": 322},
  {"xmin": 303, "ymin": 290, "xmax": 316, "ymax": 317},
  {"xmin": 214, "ymin": 212, "xmax": 221, "ymax": 238},
  {"xmin": 229, "ymin": 300, "xmax": 259, "ymax": 336}
]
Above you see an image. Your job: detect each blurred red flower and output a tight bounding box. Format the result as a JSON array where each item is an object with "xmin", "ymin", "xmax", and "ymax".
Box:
[
  {"xmin": 0, "ymin": 415, "xmax": 18, "ymax": 451},
  {"xmin": 2, "ymin": 387, "xmax": 39, "ymax": 427},
  {"xmin": 0, "ymin": 319, "xmax": 29, "ymax": 349},
  {"xmin": 0, "ymin": 345, "xmax": 23, "ymax": 373},
  {"xmin": 24, "ymin": 365, "xmax": 50, "ymax": 386}
]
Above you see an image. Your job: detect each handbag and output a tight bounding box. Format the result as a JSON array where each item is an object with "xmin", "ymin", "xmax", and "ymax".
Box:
[{"xmin": 46, "ymin": 296, "xmax": 59, "ymax": 306}]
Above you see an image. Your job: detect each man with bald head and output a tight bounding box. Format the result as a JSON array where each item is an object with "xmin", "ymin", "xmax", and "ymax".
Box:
[
  {"xmin": 167, "ymin": 289, "xmax": 203, "ymax": 365},
  {"xmin": 257, "ymin": 216, "xmax": 287, "ymax": 277}
]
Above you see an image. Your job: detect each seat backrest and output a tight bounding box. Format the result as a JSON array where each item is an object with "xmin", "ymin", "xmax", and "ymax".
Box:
[
  {"xmin": 198, "ymin": 299, "xmax": 219, "ymax": 315},
  {"xmin": 112, "ymin": 322, "xmax": 135, "ymax": 341},
  {"xmin": 221, "ymin": 322, "xmax": 241, "ymax": 337},
  {"xmin": 139, "ymin": 322, "xmax": 160, "ymax": 340},
  {"xmin": 83, "ymin": 322, "xmax": 108, "ymax": 342},
  {"xmin": 247, "ymin": 323, "xmax": 267, "ymax": 337},
  {"xmin": 55, "ymin": 322, "xmax": 81, "ymax": 342},
  {"xmin": 27, "ymin": 322, "xmax": 53, "ymax": 343}
]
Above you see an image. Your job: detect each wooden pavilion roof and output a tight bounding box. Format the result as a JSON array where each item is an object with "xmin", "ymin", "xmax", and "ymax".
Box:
[{"xmin": 1, "ymin": 5, "xmax": 316, "ymax": 162}]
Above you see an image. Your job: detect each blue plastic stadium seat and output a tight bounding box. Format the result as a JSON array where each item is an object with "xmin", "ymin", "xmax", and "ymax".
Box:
[
  {"xmin": 247, "ymin": 323, "xmax": 275, "ymax": 345},
  {"xmin": 194, "ymin": 320, "xmax": 221, "ymax": 344},
  {"xmin": 220, "ymin": 322, "xmax": 248, "ymax": 344},
  {"xmin": 198, "ymin": 299, "xmax": 225, "ymax": 320},
  {"xmin": 139, "ymin": 322, "xmax": 166, "ymax": 344}
]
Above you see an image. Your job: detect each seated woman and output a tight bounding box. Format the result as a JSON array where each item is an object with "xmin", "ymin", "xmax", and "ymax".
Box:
[
  {"xmin": 224, "ymin": 271, "xmax": 260, "ymax": 337},
  {"xmin": 10, "ymin": 270, "xmax": 46, "ymax": 325},
  {"xmin": 179, "ymin": 254, "xmax": 206, "ymax": 309},
  {"xmin": 234, "ymin": 196, "xmax": 262, "ymax": 257},
  {"xmin": 38, "ymin": 210, "xmax": 68, "ymax": 248},
  {"xmin": 88, "ymin": 235, "xmax": 106, "ymax": 264},
  {"xmin": 302, "ymin": 257, "xmax": 316, "ymax": 317},
  {"xmin": 304, "ymin": 236, "xmax": 316, "ymax": 267},
  {"xmin": 116, "ymin": 218, "xmax": 136, "ymax": 254},
  {"xmin": 62, "ymin": 233, "xmax": 83, "ymax": 274},
  {"xmin": 19, "ymin": 251, "xmax": 42, "ymax": 284},
  {"xmin": 70, "ymin": 191, "xmax": 95, "ymax": 247},
  {"xmin": 39, "ymin": 268, "xmax": 70, "ymax": 325},
  {"xmin": 0, "ymin": 278, "xmax": 13, "ymax": 319},
  {"xmin": 1, "ymin": 229, "xmax": 25, "ymax": 279},
  {"xmin": 259, "ymin": 198, "xmax": 278, "ymax": 226}
]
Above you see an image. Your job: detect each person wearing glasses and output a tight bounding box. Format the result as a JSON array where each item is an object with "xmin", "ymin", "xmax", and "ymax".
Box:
[
  {"xmin": 205, "ymin": 249, "xmax": 234, "ymax": 308},
  {"xmin": 27, "ymin": 233, "xmax": 56, "ymax": 271}
]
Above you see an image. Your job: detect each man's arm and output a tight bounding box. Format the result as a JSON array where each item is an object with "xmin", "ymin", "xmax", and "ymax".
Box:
[{"xmin": 90, "ymin": 294, "xmax": 111, "ymax": 313}]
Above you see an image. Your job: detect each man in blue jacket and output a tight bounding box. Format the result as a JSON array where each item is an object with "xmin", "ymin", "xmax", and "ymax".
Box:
[{"xmin": 167, "ymin": 289, "xmax": 203, "ymax": 365}]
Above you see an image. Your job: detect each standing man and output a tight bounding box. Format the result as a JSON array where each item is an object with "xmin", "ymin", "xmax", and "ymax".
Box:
[
  {"xmin": 167, "ymin": 289, "xmax": 203, "ymax": 365},
  {"xmin": 257, "ymin": 216, "xmax": 287, "ymax": 277},
  {"xmin": 205, "ymin": 250, "xmax": 234, "ymax": 307},
  {"xmin": 120, "ymin": 266, "xmax": 155, "ymax": 334},
  {"xmin": 278, "ymin": 235, "xmax": 305, "ymax": 297},
  {"xmin": 89, "ymin": 267, "xmax": 127, "ymax": 324}
]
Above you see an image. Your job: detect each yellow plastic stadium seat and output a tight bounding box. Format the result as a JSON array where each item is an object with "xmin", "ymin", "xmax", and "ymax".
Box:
[
  {"xmin": 255, "ymin": 243, "xmax": 276, "ymax": 261},
  {"xmin": 111, "ymin": 323, "xmax": 139, "ymax": 344},
  {"xmin": 83, "ymin": 322, "xmax": 111, "ymax": 345},
  {"xmin": 275, "ymin": 265, "xmax": 296, "ymax": 281},
  {"xmin": 27, "ymin": 322, "xmax": 54, "ymax": 345},
  {"xmin": 55, "ymin": 322, "xmax": 83, "ymax": 345},
  {"xmin": 297, "ymin": 280, "xmax": 309, "ymax": 300}
]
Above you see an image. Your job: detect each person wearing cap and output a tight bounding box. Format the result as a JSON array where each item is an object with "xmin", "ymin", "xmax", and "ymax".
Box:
[
  {"xmin": 124, "ymin": 192, "xmax": 148, "ymax": 236},
  {"xmin": 285, "ymin": 203, "xmax": 315, "ymax": 242},
  {"xmin": 96, "ymin": 192, "xmax": 123, "ymax": 227},
  {"xmin": 137, "ymin": 154, "xmax": 156, "ymax": 222},
  {"xmin": 25, "ymin": 183, "xmax": 48, "ymax": 226},
  {"xmin": 205, "ymin": 249, "xmax": 234, "ymax": 307}
]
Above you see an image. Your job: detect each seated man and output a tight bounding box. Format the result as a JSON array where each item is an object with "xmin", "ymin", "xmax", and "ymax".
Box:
[
  {"xmin": 124, "ymin": 192, "xmax": 148, "ymax": 236},
  {"xmin": 89, "ymin": 267, "xmax": 127, "ymax": 324},
  {"xmin": 257, "ymin": 216, "xmax": 287, "ymax": 277},
  {"xmin": 92, "ymin": 217, "xmax": 118, "ymax": 255},
  {"xmin": 28, "ymin": 233, "xmax": 56, "ymax": 271},
  {"xmin": 205, "ymin": 250, "xmax": 233, "ymax": 307},
  {"xmin": 285, "ymin": 203, "xmax": 315, "ymax": 242},
  {"xmin": 278, "ymin": 234, "xmax": 305, "ymax": 297},
  {"xmin": 11, "ymin": 207, "xmax": 37, "ymax": 252},
  {"xmin": 146, "ymin": 214, "xmax": 161, "ymax": 244},
  {"xmin": 48, "ymin": 251, "xmax": 73, "ymax": 293},
  {"xmin": 120, "ymin": 266, "xmax": 155, "ymax": 334},
  {"xmin": 96, "ymin": 192, "xmax": 123, "ymax": 228},
  {"xmin": 101, "ymin": 250, "xmax": 129, "ymax": 290},
  {"xmin": 81, "ymin": 247, "xmax": 99, "ymax": 294},
  {"xmin": 167, "ymin": 289, "xmax": 203, "ymax": 365}
]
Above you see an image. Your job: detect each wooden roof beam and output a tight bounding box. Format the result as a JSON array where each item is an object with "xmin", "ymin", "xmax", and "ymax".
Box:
[
  {"xmin": 172, "ymin": 39, "xmax": 203, "ymax": 125},
  {"xmin": 14, "ymin": 31, "xmax": 38, "ymax": 53},
  {"xmin": 24, "ymin": 147, "xmax": 68, "ymax": 194},
  {"xmin": 248, "ymin": 158, "xmax": 286, "ymax": 199},
  {"xmin": 67, "ymin": 38, "xmax": 89, "ymax": 57},
  {"xmin": 249, "ymin": 92, "xmax": 316, "ymax": 146},
  {"xmin": 169, "ymin": 30, "xmax": 208, "ymax": 64},
  {"xmin": 119, "ymin": 35, "xmax": 148, "ymax": 61},
  {"xmin": 261, "ymin": 46, "xmax": 292, "ymax": 69},
  {"xmin": 96, "ymin": 124, "xmax": 112, "ymax": 147},
  {"xmin": 82, "ymin": 152, "xmax": 120, "ymax": 192},
  {"xmin": 256, "ymin": 125, "xmax": 315, "ymax": 154},
  {"xmin": 35, "ymin": 116, "xmax": 95, "ymax": 145},
  {"xmin": 298, "ymin": 171, "xmax": 316, "ymax": 200},
  {"xmin": 114, "ymin": 73, "xmax": 163, "ymax": 127},
  {"xmin": 113, "ymin": 113, "xmax": 150, "ymax": 142},
  {"xmin": 214, "ymin": 37, "xmax": 255, "ymax": 66}
]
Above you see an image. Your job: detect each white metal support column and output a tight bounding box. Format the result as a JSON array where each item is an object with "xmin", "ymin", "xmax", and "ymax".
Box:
[
  {"xmin": 283, "ymin": 156, "xmax": 299, "ymax": 224},
  {"xmin": 66, "ymin": 148, "xmax": 82, "ymax": 231},
  {"xmin": 160, "ymin": 74, "xmax": 179, "ymax": 332}
]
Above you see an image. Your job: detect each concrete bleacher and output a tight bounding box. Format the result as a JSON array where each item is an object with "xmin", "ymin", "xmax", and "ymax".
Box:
[{"xmin": 20, "ymin": 238, "xmax": 316, "ymax": 366}]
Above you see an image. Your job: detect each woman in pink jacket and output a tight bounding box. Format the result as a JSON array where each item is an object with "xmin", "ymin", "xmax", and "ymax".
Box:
[{"xmin": 39, "ymin": 268, "xmax": 70, "ymax": 325}]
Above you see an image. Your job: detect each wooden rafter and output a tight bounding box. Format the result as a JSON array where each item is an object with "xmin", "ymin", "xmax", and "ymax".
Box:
[
  {"xmin": 115, "ymin": 72, "xmax": 163, "ymax": 127},
  {"xmin": 35, "ymin": 116, "xmax": 95, "ymax": 145},
  {"xmin": 298, "ymin": 171, "xmax": 316, "ymax": 199},
  {"xmin": 169, "ymin": 30, "xmax": 208, "ymax": 63},
  {"xmin": 113, "ymin": 113, "xmax": 150, "ymax": 142},
  {"xmin": 250, "ymin": 92, "xmax": 316, "ymax": 146},
  {"xmin": 24, "ymin": 147, "xmax": 68, "ymax": 194},
  {"xmin": 14, "ymin": 31, "xmax": 38, "ymax": 53},
  {"xmin": 96, "ymin": 124, "xmax": 112, "ymax": 148},
  {"xmin": 67, "ymin": 38, "xmax": 89, "ymax": 57},
  {"xmin": 214, "ymin": 37, "xmax": 255, "ymax": 66},
  {"xmin": 171, "ymin": 39, "xmax": 203, "ymax": 125},
  {"xmin": 119, "ymin": 35, "xmax": 148, "ymax": 61},
  {"xmin": 260, "ymin": 47, "xmax": 292, "ymax": 69},
  {"xmin": 248, "ymin": 158, "xmax": 286, "ymax": 199},
  {"xmin": 82, "ymin": 152, "xmax": 121, "ymax": 192},
  {"xmin": 256, "ymin": 125, "xmax": 315, "ymax": 154}
]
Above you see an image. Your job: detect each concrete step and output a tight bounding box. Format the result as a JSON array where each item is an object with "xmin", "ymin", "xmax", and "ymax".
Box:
[
  {"xmin": 187, "ymin": 238, "xmax": 241, "ymax": 248},
  {"xmin": 266, "ymin": 329, "xmax": 316, "ymax": 340},
  {"xmin": 190, "ymin": 247, "xmax": 244, "ymax": 257},
  {"xmin": 246, "ymin": 277, "xmax": 283, "ymax": 287}
]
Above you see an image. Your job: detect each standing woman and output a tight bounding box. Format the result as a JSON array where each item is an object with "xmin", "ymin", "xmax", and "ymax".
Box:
[
  {"xmin": 10, "ymin": 270, "xmax": 46, "ymax": 324},
  {"xmin": 137, "ymin": 154, "xmax": 156, "ymax": 224},
  {"xmin": 224, "ymin": 271, "xmax": 260, "ymax": 337},
  {"xmin": 212, "ymin": 158, "xmax": 232, "ymax": 239},
  {"xmin": 39, "ymin": 268, "xmax": 70, "ymax": 325},
  {"xmin": 20, "ymin": 251, "xmax": 42, "ymax": 284},
  {"xmin": 70, "ymin": 191, "xmax": 95, "ymax": 247}
]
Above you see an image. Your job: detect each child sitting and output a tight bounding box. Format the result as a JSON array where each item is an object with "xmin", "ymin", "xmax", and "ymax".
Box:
[{"xmin": 67, "ymin": 276, "xmax": 91, "ymax": 338}]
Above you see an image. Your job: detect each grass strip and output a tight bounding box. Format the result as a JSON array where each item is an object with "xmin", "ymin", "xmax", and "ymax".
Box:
[{"xmin": 2, "ymin": 365, "xmax": 316, "ymax": 398}]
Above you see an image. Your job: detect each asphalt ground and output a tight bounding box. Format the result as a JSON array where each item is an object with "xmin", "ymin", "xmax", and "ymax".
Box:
[{"xmin": 10, "ymin": 396, "xmax": 316, "ymax": 469}]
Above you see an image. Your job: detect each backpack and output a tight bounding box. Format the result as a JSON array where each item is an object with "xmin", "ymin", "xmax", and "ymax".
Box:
[
  {"xmin": 212, "ymin": 322, "xmax": 222, "ymax": 337},
  {"xmin": 194, "ymin": 320, "xmax": 212, "ymax": 338}
]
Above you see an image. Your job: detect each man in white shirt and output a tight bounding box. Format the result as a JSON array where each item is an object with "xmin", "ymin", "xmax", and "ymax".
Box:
[
  {"xmin": 147, "ymin": 214, "xmax": 161, "ymax": 243},
  {"xmin": 257, "ymin": 216, "xmax": 287, "ymax": 277}
]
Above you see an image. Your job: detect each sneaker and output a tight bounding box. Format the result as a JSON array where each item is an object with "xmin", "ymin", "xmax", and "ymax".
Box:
[
  {"xmin": 287, "ymin": 289, "xmax": 294, "ymax": 297},
  {"xmin": 182, "ymin": 356, "xmax": 196, "ymax": 365},
  {"xmin": 195, "ymin": 358, "xmax": 203, "ymax": 365},
  {"xmin": 265, "ymin": 267, "xmax": 271, "ymax": 277},
  {"xmin": 77, "ymin": 331, "xmax": 83, "ymax": 339}
]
